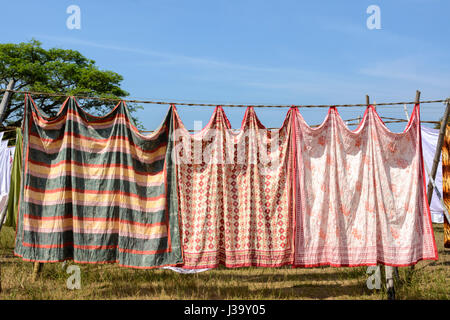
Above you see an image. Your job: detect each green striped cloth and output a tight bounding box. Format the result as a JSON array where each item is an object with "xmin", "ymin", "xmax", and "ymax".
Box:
[
  {"xmin": 14, "ymin": 94, "xmax": 183, "ymax": 268},
  {"xmin": 4, "ymin": 128, "xmax": 22, "ymax": 229}
]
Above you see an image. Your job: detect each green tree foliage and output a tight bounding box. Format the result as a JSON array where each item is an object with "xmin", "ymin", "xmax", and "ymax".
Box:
[{"xmin": 0, "ymin": 39, "xmax": 142, "ymax": 128}]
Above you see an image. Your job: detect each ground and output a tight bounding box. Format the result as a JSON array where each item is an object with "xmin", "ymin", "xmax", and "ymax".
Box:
[{"xmin": 0, "ymin": 224, "xmax": 448, "ymax": 300}]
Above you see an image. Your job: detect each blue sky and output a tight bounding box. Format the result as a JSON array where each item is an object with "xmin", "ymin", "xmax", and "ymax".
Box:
[{"xmin": 1, "ymin": 0, "xmax": 449, "ymax": 131}]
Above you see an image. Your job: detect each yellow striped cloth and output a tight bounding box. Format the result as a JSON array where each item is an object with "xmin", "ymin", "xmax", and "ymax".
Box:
[{"xmin": 441, "ymin": 125, "xmax": 450, "ymax": 248}]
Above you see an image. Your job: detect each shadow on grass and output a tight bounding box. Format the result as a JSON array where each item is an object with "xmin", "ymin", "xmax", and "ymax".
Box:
[
  {"xmin": 189, "ymin": 271, "xmax": 365, "ymax": 283},
  {"xmin": 74, "ymin": 265, "xmax": 367, "ymax": 284},
  {"xmin": 287, "ymin": 282, "xmax": 373, "ymax": 299},
  {"xmin": 91, "ymin": 278, "xmax": 373, "ymax": 300},
  {"xmin": 99, "ymin": 284, "xmax": 249, "ymax": 300},
  {"xmin": 14, "ymin": 262, "xmax": 372, "ymax": 299}
]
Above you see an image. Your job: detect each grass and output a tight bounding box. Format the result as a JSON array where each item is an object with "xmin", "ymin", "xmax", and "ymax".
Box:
[{"xmin": 0, "ymin": 224, "xmax": 448, "ymax": 300}]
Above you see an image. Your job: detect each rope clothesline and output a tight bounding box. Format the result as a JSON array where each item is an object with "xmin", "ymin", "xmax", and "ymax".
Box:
[
  {"xmin": 380, "ymin": 116, "xmax": 440, "ymax": 124},
  {"xmin": 345, "ymin": 116, "xmax": 440, "ymax": 126},
  {"xmin": 0, "ymin": 89, "xmax": 445, "ymax": 133},
  {"xmin": 1, "ymin": 89, "xmax": 449, "ymax": 108},
  {"xmin": 0, "ymin": 117, "xmax": 441, "ymax": 133}
]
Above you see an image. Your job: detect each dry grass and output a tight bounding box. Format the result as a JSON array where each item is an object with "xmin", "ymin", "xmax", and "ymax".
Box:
[{"xmin": 0, "ymin": 224, "xmax": 448, "ymax": 300}]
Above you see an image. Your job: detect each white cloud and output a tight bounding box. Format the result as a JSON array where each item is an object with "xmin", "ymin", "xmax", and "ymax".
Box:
[
  {"xmin": 34, "ymin": 34, "xmax": 307, "ymax": 74},
  {"xmin": 359, "ymin": 55, "xmax": 450, "ymax": 89}
]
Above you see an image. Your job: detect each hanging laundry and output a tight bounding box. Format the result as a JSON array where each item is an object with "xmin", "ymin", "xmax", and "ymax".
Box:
[
  {"xmin": 0, "ymin": 133, "xmax": 12, "ymax": 225},
  {"xmin": 14, "ymin": 95, "xmax": 183, "ymax": 268},
  {"xmin": 293, "ymin": 105, "xmax": 438, "ymax": 267},
  {"xmin": 4, "ymin": 128, "xmax": 22, "ymax": 229},
  {"xmin": 9, "ymin": 146, "xmax": 16, "ymax": 160},
  {"xmin": 173, "ymin": 106, "xmax": 296, "ymax": 268},
  {"xmin": 421, "ymin": 126, "xmax": 445, "ymax": 223},
  {"xmin": 441, "ymin": 125, "xmax": 450, "ymax": 248}
]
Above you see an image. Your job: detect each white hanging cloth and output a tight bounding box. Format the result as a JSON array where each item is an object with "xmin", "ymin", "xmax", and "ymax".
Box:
[
  {"xmin": 162, "ymin": 266, "xmax": 211, "ymax": 274},
  {"xmin": 0, "ymin": 134, "xmax": 12, "ymax": 224},
  {"xmin": 421, "ymin": 126, "xmax": 444, "ymax": 223}
]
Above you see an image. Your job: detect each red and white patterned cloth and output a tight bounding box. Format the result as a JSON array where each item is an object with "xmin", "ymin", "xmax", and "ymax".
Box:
[
  {"xmin": 293, "ymin": 105, "xmax": 438, "ymax": 267},
  {"xmin": 173, "ymin": 104, "xmax": 438, "ymax": 269},
  {"xmin": 173, "ymin": 106, "xmax": 296, "ymax": 268}
]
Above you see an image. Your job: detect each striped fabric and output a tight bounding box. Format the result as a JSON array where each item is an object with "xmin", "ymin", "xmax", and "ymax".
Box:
[
  {"xmin": 442, "ymin": 125, "xmax": 450, "ymax": 248},
  {"xmin": 14, "ymin": 95, "xmax": 183, "ymax": 268}
]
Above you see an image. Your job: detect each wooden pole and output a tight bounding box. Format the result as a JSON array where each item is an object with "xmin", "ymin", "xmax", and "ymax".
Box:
[
  {"xmin": 365, "ymin": 93, "xmax": 399, "ymax": 298},
  {"xmin": 367, "ymin": 93, "xmax": 396, "ymax": 299},
  {"xmin": 407, "ymin": 91, "xmax": 423, "ymax": 279},
  {"xmin": 0, "ymin": 80, "xmax": 16, "ymax": 124},
  {"xmin": 417, "ymin": 93, "xmax": 450, "ymax": 282},
  {"xmin": 365, "ymin": 94, "xmax": 394, "ymax": 298},
  {"xmin": 31, "ymin": 261, "xmax": 42, "ymax": 282},
  {"xmin": 0, "ymin": 80, "xmax": 14, "ymax": 293},
  {"xmin": 427, "ymin": 96, "xmax": 450, "ymax": 204},
  {"xmin": 403, "ymin": 104, "xmax": 410, "ymax": 121},
  {"xmin": 385, "ymin": 265, "xmax": 395, "ymax": 300},
  {"xmin": 0, "ymin": 204, "xmax": 8, "ymax": 233}
]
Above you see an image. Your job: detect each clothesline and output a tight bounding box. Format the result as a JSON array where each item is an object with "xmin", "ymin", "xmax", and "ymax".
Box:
[
  {"xmin": 12, "ymin": 94, "xmax": 437, "ymax": 270},
  {"xmin": 345, "ymin": 116, "xmax": 440, "ymax": 126},
  {"xmin": 140, "ymin": 118, "xmax": 441, "ymax": 132},
  {"xmin": 380, "ymin": 116, "xmax": 440, "ymax": 124},
  {"xmin": 1, "ymin": 89, "xmax": 449, "ymax": 108},
  {"xmin": 0, "ymin": 121, "xmax": 440, "ymax": 134}
]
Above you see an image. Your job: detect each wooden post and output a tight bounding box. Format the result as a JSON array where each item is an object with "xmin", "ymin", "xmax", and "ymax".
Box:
[
  {"xmin": 404, "ymin": 104, "xmax": 410, "ymax": 121},
  {"xmin": 383, "ymin": 95, "xmax": 420, "ymax": 299},
  {"xmin": 385, "ymin": 90, "xmax": 424, "ymax": 300},
  {"xmin": 385, "ymin": 265, "xmax": 395, "ymax": 300},
  {"xmin": 408, "ymin": 91, "xmax": 424, "ymax": 279},
  {"xmin": 0, "ymin": 80, "xmax": 16, "ymax": 124},
  {"xmin": 368, "ymin": 93, "xmax": 396, "ymax": 299},
  {"xmin": 0, "ymin": 81, "xmax": 16, "ymax": 294},
  {"xmin": 365, "ymin": 93, "xmax": 397, "ymax": 299},
  {"xmin": 31, "ymin": 261, "xmax": 42, "ymax": 282},
  {"xmin": 0, "ymin": 205, "xmax": 8, "ymax": 234},
  {"xmin": 365, "ymin": 94, "xmax": 392, "ymax": 297},
  {"xmin": 0, "ymin": 80, "xmax": 14, "ymax": 293},
  {"xmin": 424, "ymin": 161, "xmax": 450, "ymax": 223},
  {"xmin": 427, "ymin": 96, "xmax": 450, "ymax": 203}
]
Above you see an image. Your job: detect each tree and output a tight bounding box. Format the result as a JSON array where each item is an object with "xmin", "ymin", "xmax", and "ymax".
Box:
[{"xmin": 0, "ymin": 39, "xmax": 142, "ymax": 128}]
